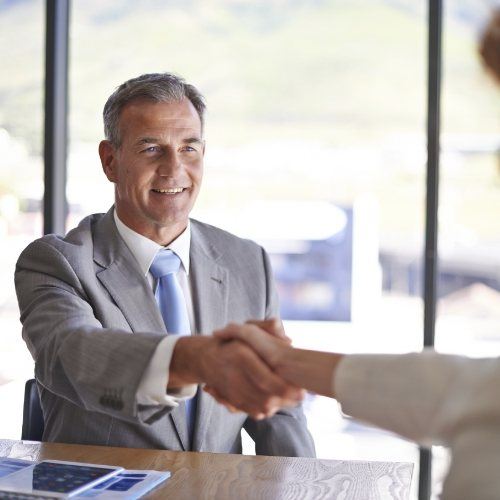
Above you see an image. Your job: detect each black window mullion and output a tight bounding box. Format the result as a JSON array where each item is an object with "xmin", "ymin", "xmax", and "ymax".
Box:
[
  {"xmin": 419, "ymin": 1, "xmax": 443, "ymax": 499},
  {"xmin": 43, "ymin": 0, "xmax": 70, "ymax": 235}
]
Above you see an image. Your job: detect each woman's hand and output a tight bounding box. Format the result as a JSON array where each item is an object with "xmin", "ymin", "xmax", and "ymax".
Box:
[{"xmin": 213, "ymin": 319, "xmax": 290, "ymax": 370}]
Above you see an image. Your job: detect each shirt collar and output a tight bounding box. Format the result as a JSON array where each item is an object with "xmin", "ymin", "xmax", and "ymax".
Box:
[{"xmin": 113, "ymin": 209, "xmax": 191, "ymax": 276}]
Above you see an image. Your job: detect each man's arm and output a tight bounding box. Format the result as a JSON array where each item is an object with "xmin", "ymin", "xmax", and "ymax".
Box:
[
  {"xmin": 16, "ymin": 238, "xmax": 303, "ymax": 425},
  {"xmin": 15, "ymin": 239, "xmax": 166, "ymax": 424}
]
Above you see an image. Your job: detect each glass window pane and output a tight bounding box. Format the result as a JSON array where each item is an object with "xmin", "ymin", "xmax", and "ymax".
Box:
[
  {"xmin": 0, "ymin": 0, "xmax": 44, "ymax": 438},
  {"xmin": 437, "ymin": 2, "xmax": 500, "ymax": 358}
]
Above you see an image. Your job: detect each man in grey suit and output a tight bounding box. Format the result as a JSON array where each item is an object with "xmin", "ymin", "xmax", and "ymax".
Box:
[{"xmin": 15, "ymin": 72, "xmax": 315, "ymax": 457}]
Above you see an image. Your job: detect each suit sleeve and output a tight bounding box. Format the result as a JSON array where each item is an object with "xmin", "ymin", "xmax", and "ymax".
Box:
[
  {"xmin": 15, "ymin": 239, "xmax": 175, "ymax": 425},
  {"xmin": 243, "ymin": 247, "xmax": 316, "ymax": 457}
]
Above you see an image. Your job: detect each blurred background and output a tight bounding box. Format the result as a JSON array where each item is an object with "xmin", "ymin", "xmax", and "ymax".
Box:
[{"xmin": 0, "ymin": 1, "xmax": 499, "ymax": 498}]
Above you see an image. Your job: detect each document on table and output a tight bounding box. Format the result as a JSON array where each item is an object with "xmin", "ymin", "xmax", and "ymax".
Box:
[{"xmin": 77, "ymin": 469, "xmax": 171, "ymax": 498}]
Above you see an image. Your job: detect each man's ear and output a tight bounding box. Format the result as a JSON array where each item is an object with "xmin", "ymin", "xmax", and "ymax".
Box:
[{"xmin": 99, "ymin": 140, "xmax": 118, "ymax": 182}]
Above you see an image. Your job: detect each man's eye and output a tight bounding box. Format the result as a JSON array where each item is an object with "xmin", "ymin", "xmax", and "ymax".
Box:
[
  {"xmin": 143, "ymin": 146, "xmax": 160, "ymax": 153},
  {"xmin": 181, "ymin": 146, "xmax": 196, "ymax": 153}
]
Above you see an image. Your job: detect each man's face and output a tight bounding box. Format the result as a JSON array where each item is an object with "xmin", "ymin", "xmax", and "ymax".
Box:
[{"xmin": 99, "ymin": 98, "xmax": 204, "ymax": 244}]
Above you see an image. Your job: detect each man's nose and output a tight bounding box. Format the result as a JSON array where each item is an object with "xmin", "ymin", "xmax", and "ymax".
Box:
[{"xmin": 157, "ymin": 151, "xmax": 182, "ymax": 176}]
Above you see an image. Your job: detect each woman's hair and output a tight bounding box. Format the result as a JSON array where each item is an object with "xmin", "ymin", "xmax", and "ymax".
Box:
[{"xmin": 479, "ymin": 8, "xmax": 500, "ymax": 84}]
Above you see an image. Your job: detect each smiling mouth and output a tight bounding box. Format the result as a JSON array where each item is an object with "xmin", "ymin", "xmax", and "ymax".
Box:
[{"xmin": 151, "ymin": 188, "xmax": 186, "ymax": 194}]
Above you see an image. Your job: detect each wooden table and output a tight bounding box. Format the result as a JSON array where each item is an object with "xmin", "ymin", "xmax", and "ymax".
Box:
[{"xmin": 0, "ymin": 439, "xmax": 413, "ymax": 499}]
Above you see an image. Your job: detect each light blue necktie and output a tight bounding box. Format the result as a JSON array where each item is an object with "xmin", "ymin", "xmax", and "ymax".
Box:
[{"xmin": 150, "ymin": 249, "xmax": 196, "ymax": 445}]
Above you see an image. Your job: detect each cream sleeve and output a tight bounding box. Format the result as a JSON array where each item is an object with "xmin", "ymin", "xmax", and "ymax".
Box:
[{"xmin": 334, "ymin": 350, "xmax": 500, "ymax": 447}]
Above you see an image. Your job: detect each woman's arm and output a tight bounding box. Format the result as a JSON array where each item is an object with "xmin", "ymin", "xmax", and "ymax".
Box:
[{"xmin": 214, "ymin": 322, "xmax": 343, "ymax": 397}]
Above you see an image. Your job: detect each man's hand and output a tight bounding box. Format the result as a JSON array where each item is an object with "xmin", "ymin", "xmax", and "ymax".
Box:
[{"xmin": 169, "ymin": 336, "xmax": 303, "ymax": 419}]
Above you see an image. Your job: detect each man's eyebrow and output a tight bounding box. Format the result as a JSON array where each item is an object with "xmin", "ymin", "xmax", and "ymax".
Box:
[
  {"xmin": 137, "ymin": 137, "xmax": 159, "ymax": 145},
  {"xmin": 183, "ymin": 137, "xmax": 204, "ymax": 145},
  {"xmin": 135, "ymin": 137, "xmax": 203, "ymax": 145}
]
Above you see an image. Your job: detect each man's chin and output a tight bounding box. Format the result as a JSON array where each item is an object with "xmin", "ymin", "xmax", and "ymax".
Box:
[{"xmin": 151, "ymin": 213, "xmax": 190, "ymax": 231}]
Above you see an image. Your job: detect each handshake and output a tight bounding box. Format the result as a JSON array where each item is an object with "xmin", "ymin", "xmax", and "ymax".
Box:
[{"xmin": 169, "ymin": 319, "xmax": 343, "ymax": 420}]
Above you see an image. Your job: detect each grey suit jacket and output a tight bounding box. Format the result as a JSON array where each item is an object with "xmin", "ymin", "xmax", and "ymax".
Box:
[{"xmin": 15, "ymin": 208, "xmax": 315, "ymax": 457}]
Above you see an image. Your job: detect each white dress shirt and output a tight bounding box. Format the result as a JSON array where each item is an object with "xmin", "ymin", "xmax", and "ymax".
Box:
[
  {"xmin": 334, "ymin": 351, "xmax": 500, "ymax": 500},
  {"xmin": 113, "ymin": 210, "xmax": 197, "ymax": 407}
]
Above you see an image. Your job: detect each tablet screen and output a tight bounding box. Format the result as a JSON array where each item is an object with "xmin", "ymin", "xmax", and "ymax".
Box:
[
  {"xmin": 33, "ymin": 462, "xmax": 118, "ymax": 494},
  {"xmin": 0, "ymin": 460, "xmax": 122, "ymax": 497}
]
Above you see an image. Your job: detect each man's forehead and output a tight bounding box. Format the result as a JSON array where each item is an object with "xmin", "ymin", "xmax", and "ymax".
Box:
[{"xmin": 119, "ymin": 98, "xmax": 202, "ymax": 137}]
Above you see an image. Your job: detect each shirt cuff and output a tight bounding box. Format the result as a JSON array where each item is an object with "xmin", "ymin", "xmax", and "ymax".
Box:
[{"xmin": 136, "ymin": 335, "xmax": 197, "ymax": 407}]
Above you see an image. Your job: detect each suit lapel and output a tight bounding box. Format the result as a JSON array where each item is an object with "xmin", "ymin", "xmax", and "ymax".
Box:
[
  {"xmin": 97, "ymin": 261, "xmax": 166, "ymax": 334},
  {"xmin": 93, "ymin": 209, "xmax": 165, "ymax": 334},
  {"xmin": 189, "ymin": 221, "xmax": 229, "ymax": 451},
  {"xmin": 93, "ymin": 209, "xmax": 189, "ymax": 450}
]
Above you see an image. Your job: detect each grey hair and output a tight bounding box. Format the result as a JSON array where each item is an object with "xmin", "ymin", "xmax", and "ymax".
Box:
[{"xmin": 103, "ymin": 72, "xmax": 206, "ymax": 146}]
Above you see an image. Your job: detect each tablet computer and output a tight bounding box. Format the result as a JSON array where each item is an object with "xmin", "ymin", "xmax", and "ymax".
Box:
[{"xmin": 0, "ymin": 460, "xmax": 123, "ymax": 498}]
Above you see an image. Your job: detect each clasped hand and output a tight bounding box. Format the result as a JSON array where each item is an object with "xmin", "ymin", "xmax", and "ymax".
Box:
[{"xmin": 203, "ymin": 319, "xmax": 297, "ymax": 419}]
